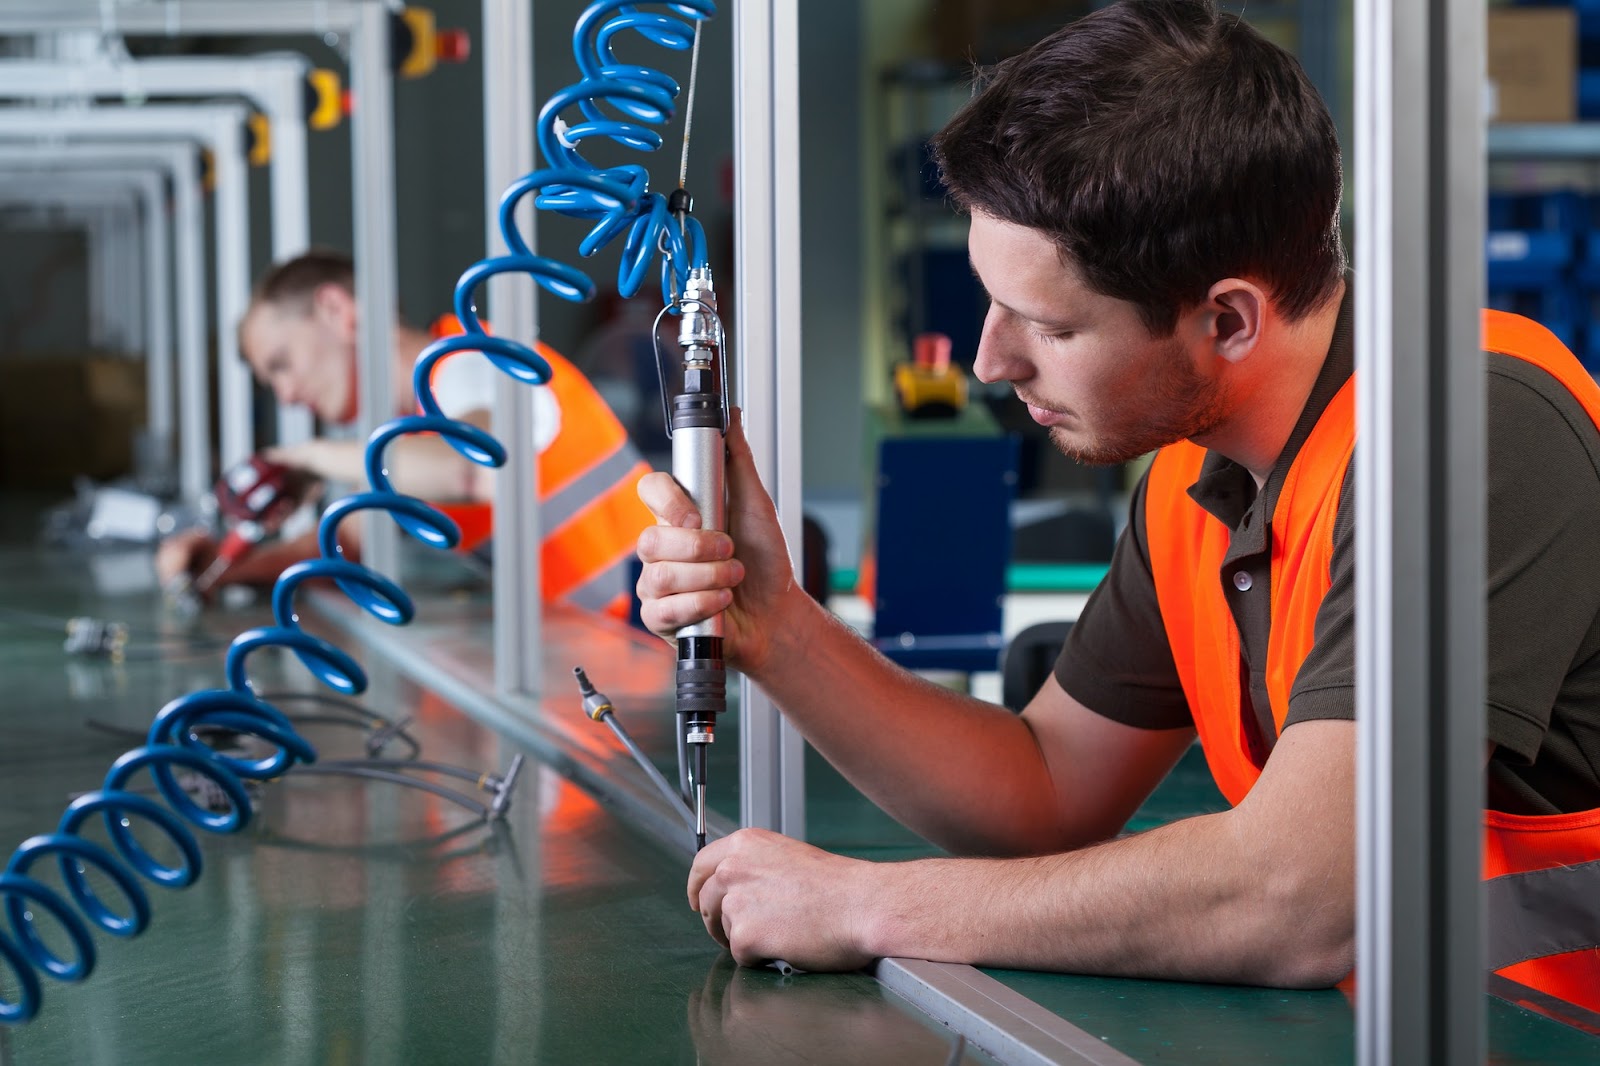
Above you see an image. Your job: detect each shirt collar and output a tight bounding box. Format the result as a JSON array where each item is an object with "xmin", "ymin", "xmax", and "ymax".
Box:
[{"xmin": 1185, "ymin": 283, "xmax": 1355, "ymax": 538}]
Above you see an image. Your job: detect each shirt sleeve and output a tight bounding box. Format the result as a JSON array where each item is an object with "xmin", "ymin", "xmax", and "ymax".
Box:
[
  {"xmin": 428, "ymin": 353, "xmax": 562, "ymax": 456},
  {"xmin": 1287, "ymin": 356, "xmax": 1600, "ymax": 768},
  {"xmin": 1052, "ymin": 472, "xmax": 1194, "ymax": 729}
]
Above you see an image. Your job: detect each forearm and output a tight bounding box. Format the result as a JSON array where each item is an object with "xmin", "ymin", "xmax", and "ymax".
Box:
[
  {"xmin": 864, "ymin": 810, "xmax": 1354, "ymax": 987},
  {"xmin": 751, "ymin": 589, "xmax": 1068, "ymax": 855},
  {"xmin": 273, "ymin": 437, "xmax": 477, "ymax": 501},
  {"xmin": 218, "ymin": 530, "xmax": 324, "ymax": 586}
]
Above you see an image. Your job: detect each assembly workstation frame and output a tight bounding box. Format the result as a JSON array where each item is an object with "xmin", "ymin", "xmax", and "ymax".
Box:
[
  {"xmin": 0, "ymin": 142, "xmax": 209, "ymax": 501},
  {"xmin": 0, "ymin": 186, "xmax": 145, "ymax": 358},
  {"xmin": 0, "ymin": 168, "xmax": 175, "ymax": 476},
  {"xmin": 0, "ymin": 104, "xmax": 256, "ymax": 487},
  {"xmin": 0, "ymin": 49, "xmax": 330, "ymax": 450},
  {"xmin": 0, "ymin": 0, "xmax": 403, "ymax": 583},
  {"xmin": 0, "ymin": 0, "xmax": 1578, "ymax": 1062}
]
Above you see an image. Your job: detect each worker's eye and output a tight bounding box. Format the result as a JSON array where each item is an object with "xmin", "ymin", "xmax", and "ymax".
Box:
[{"xmin": 1029, "ymin": 326, "xmax": 1072, "ymax": 343}]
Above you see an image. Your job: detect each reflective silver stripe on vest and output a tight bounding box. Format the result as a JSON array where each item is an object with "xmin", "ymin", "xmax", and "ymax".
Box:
[
  {"xmin": 1486, "ymin": 858, "xmax": 1600, "ymax": 971},
  {"xmin": 565, "ymin": 553, "xmax": 634, "ymax": 613},
  {"xmin": 542, "ymin": 440, "xmax": 646, "ymax": 535}
]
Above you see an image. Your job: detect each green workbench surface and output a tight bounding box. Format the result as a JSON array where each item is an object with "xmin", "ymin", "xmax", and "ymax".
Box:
[
  {"xmin": 972, "ymin": 740, "xmax": 1600, "ymax": 1064},
  {"xmin": 0, "ymin": 546, "xmax": 978, "ymax": 1065},
  {"xmin": 3, "ymin": 532, "xmax": 1596, "ymax": 1065}
]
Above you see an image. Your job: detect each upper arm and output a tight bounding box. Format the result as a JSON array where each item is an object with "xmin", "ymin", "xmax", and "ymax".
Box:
[
  {"xmin": 1052, "ymin": 474, "xmax": 1195, "ymax": 731},
  {"xmin": 1021, "ymin": 674, "xmax": 1196, "ymax": 846}
]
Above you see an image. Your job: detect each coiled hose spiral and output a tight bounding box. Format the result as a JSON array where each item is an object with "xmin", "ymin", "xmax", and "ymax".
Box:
[{"xmin": 0, "ymin": 0, "xmax": 715, "ymax": 1024}]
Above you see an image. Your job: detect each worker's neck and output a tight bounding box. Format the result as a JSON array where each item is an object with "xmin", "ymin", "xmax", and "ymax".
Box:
[{"xmin": 1193, "ymin": 280, "xmax": 1345, "ymax": 491}]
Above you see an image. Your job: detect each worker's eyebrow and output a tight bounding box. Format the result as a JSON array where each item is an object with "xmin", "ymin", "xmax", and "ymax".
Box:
[{"xmin": 969, "ymin": 257, "xmax": 1077, "ymax": 331}]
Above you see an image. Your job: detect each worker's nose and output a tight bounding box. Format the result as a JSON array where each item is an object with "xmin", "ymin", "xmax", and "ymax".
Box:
[{"xmin": 972, "ymin": 308, "xmax": 1025, "ymax": 385}]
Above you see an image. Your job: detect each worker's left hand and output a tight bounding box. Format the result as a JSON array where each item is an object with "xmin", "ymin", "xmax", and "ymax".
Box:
[
  {"xmin": 155, "ymin": 528, "xmax": 219, "ymax": 587},
  {"xmin": 688, "ymin": 827, "xmax": 878, "ymax": 973}
]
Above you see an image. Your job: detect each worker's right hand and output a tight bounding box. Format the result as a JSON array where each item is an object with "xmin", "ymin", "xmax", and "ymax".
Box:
[
  {"xmin": 635, "ymin": 408, "xmax": 797, "ymax": 677},
  {"xmin": 154, "ymin": 528, "xmax": 219, "ymax": 588}
]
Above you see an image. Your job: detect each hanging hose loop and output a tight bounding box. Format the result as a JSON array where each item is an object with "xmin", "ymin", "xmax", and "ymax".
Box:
[
  {"xmin": 59, "ymin": 790, "xmax": 202, "ymax": 889},
  {"xmin": 104, "ymin": 746, "xmax": 254, "ymax": 837},
  {"xmin": 0, "ymin": 0, "xmax": 716, "ymax": 1028},
  {"xmin": 7, "ymin": 834, "xmax": 149, "ymax": 939},
  {"xmin": 0, "ymin": 931, "xmax": 41, "ymax": 1023},
  {"xmin": 227, "ymin": 626, "xmax": 367, "ymax": 697},
  {"xmin": 149, "ymin": 689, "xmax": 316, "ymax": 781},
  {"xmin": 0, "ymin": 873, "xmax": 94, "ymax": 983}
]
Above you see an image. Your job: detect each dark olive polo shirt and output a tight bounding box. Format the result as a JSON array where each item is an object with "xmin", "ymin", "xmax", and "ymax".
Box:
[{"xmin": 1053, "ymin": 290, "xmax": 1600, "ymax": 815}]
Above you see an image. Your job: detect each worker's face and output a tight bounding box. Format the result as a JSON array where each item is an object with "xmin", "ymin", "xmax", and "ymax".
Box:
[
  {"xmin": 969, "ymin": 212, "xmax": 1230, "ymax": 465},
  {"xmin": 240, "ymin": 284, "xmax": 360, "ymax": 425}
]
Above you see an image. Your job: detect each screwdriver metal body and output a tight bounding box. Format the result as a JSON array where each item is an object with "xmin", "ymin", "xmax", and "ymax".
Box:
[{"xmin": 669, "ymin": 266, "xmax": 729, "ymax": 851}]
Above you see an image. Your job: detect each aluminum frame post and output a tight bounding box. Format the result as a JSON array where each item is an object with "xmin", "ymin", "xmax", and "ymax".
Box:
[
  {"xmin": 349, "ymin": 0, "xmax": 401, "ymax": 584},
  {"xmin": 104, "ymin": 198, "xmax": 142, "ymax": 353},
  {"xmin": 483, "ymin": 0, "xmax": 541, "ymax": 697},
  {"xmin": 733, "ymin": 0, "xmax": 807, "ymax": 838},
  {"xmin": 1354, "ymin": 0, "xmax": 1486, "ymax": 1063},
  {"xmin": 0, "ymin": 104, "xmax": 255, "ymax": 475}
]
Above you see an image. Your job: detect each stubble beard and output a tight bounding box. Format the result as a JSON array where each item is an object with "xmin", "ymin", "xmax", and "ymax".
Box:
[{"xmin": 1048, "ymin": 343, "xmax": 1231, "ymax": 466}]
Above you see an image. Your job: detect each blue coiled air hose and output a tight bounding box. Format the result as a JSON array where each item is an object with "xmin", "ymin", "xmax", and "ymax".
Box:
[{"xmin": 0, "ymin": 0, "xmax": 715, "ymax": 1025}]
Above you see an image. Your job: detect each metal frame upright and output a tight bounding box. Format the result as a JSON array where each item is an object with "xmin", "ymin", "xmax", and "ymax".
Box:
[
  {"xmin": 733, "ymin": 0, "xmax": 807, "ymax": 837},
  {"xmin": 1354, "ymin": 0, "xmax": 1486, "ymax": 1063},
  {"xmin": 481, "ymin": 0, "xmax": 541, "ymax": 698}
]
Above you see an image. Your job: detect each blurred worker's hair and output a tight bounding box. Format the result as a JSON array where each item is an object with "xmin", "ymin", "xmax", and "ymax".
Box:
[
  {"xmin": 249, "ymin": 248, "xmax": 355, "ymax": 317},
  {"xmin": 932, "ymin": 0, "xmax": 1345, "ymax": 336}
]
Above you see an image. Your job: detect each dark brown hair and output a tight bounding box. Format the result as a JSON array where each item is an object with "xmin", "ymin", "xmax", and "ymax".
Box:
[
  {"xmin": 249, "ymin": 248, "xmax": 355, "ymax": 316},
  {"xmin": 932, "ymin": 0, "xmax": 1345, "ymax": 335}
]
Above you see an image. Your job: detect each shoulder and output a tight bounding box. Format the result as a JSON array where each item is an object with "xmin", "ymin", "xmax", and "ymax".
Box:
[{"xmin": 1486, "ymin": 352, "xmax": 1600, "ymax": 487}]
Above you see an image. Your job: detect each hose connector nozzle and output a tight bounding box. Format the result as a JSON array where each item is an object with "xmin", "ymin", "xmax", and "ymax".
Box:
[{"xmin": 573, "ymin": 666, "xmax": 614, "ymax": 721}]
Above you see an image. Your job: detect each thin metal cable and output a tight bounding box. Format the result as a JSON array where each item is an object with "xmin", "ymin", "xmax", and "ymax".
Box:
[{"xmin": 677, "ymin": 19, "xmax": 704, "ymax": 189}]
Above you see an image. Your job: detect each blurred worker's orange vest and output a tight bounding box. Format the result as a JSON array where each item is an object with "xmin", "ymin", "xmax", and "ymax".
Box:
[
  {"xmin": 1144, "ymin": 309, "xmax": 1600, "ymax": 1012},
  {"xmin": 426, "ymin": 314, "xmax": 654, "ymax": 618}
]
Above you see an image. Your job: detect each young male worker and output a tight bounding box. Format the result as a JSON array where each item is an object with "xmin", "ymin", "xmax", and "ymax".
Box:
[
  {"xmin": 156, "ymin": 250, "xmax": 654, "ymax": 617},
  {"xmin": 635, "ymin": 0, "xmax": 1600, "ymax": 1003}
]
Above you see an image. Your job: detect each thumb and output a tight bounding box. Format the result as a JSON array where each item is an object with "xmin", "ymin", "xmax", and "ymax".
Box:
[{"xmin": 723, "ymin": 406, "xmax": 765, "ymax": 501}]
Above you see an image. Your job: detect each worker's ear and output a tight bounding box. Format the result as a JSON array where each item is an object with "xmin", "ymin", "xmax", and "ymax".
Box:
[
  {"xmin": 1199, "ymin": 279, "xmax": 1267, "ymax": 366},
  {"xmin": 311, "ymin": 282, "xmax": 359, "ymax": 343}
]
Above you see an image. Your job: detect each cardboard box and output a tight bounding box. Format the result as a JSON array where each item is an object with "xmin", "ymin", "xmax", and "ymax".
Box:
[
  {"xmin": 1488, "ymin": 8, "xmax": 1576, "ymax": 123},
  {"xmin": 0, "ymin": 355, "xmax": 146, "ymax": 490}
]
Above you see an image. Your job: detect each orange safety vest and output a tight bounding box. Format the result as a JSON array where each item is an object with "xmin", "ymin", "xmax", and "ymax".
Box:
[
  {"xmin": 425, "ymin": 314, "xmax": 655, "ymax": 618},
  {"xmin": 1145, "ymin": 309, "xmax": 1600, "ymax": 1011}
]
